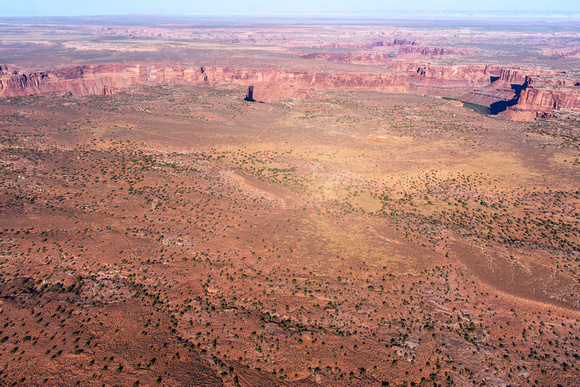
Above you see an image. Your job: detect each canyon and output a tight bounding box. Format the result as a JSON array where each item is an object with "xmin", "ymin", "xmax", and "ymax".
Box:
[{"xmin": 1, "ymin": 61, "xmax": 579, "ymax": 120}]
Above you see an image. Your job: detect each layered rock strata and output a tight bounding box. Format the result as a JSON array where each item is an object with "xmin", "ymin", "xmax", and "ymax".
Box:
[{"xmin": 1, "ymin": 63, "xmax": 578, "ymax": 120}]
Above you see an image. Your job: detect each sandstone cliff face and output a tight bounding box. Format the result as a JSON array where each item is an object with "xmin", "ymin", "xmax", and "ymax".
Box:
[
  {"xmin": 317, "ymin": 38, "xmax": 416, "ymax": 49},
  {"xmin": 541, "ymin": 47, "xmax": 580, "ymax": 58},
  {"xmin": 0, "ymin": 64, "xmax": 214, "ymax": 97},
  {"xmin": 1, "ymin": 63, "xmax": 577, "ymax": 120},
  {"xmin": 300, "ymin": 52, "xmax": 392, "ymax": 64},
  {"xmin": 460, "ymin": 68, "xmax": 580, "ymax": 119},
  {"xmin": 0, "ymin": 64, "xmax": 411, "ymax": 101},
  {"xmin": 483, "ymin": 70, "xmax": 580, "ymax": 119},
  {"xmin": 497, "ymin": 68, "xmax": 527, "ymax": 84},
  {"xmin": 524, "ymin": 74, "xmax": 578, "ymax": 88},
  {"xmin": 397, "ymin": 46, "xmax": 463, "ymax": 58},
  {"xmin": 513, "ymin": 88, "xmax": 580, "ymax": 111},
  {"xmin": 301, "ymin": 46, "xmax": 462, "ymax": 63},
  {"xmin": 197, "ymin": 66, "xmax": 413, "ymax": 100},
  {"xmin": 460, "ymin": 87, "xmax": 516, "ymax": 108},
  {"xmin": 457, "ymin": 68, "xmax": 523, "ymax": 107},
  {"xmin": 497, "ymin": 85, "xmax": 580, "ymax": 121},
  {"xmin": 411, "ymin": 64, "xmax": 499, "ymax": 88},
  {"xmin": 0, "ymin": 63, "xmax": 496, "ymax": 101}
]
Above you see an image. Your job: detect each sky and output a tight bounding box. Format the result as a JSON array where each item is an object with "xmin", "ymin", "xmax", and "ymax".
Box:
[{"xmin": 1, "ymin": 0, "xmax": 579, "ymax": 17}]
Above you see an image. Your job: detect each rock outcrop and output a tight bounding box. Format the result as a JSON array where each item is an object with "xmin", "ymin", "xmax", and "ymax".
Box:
[
  {"xmin": 1, "ymin": 63, "xmax": 577, "ymax": 120},
  {"xmin": 316, "ymin": 38, "xmax": 416, "ymax": 49},
  {"xmin": 502, "ymin": 87, "xmax": 580, "ymax": 120},
  {"xmin": 517, "ymin": 87, "xmax": 580, "ymax": 111},
  {"xmin": 541, "ymin": 47, "xmax": 580, "ymax": 59},
  {"xmin": 301, "ymin": 46, "xmax": 463, "ymax": 63},
  {"xmin": 410, "ymin": 64, "xmax": 498, "ymax": 88},
  {"xmin": 397, "ymin": 45, "xmax": 463, "ymax": 58},
  {"xmin": 300, "ymin": 52, "xmax": 392, "ymax": 64},
  {"xmin": 0, "ymin": 64, "xmax": 411, "ymax": 101},
  {"xmin": 0, "ymin": 64, "xmax": 185, "ymax": 97},
  {"xmin": 485, "ymin": 72, "xmax": 580, "ymax": 120},
  {"xmin": 496, "ymin": 68, "xmax": 527, "ymax": 84},
  {"xmin": 0, "ymin": 63, "xmax": 494, "ymax": 101},
  {"xmin": 244, "ymin": 85, "xmax": 255, "ymax": 102}
]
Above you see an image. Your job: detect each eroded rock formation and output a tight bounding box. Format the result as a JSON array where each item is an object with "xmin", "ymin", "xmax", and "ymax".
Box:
[
  {"xmin": 300, "ymin": 52, "xmax": 392, "ymax": 64},
  {"xmin": 397, "ymin": 45, "xmax": 463, "ymax": 58},
  {"xmin": 1, "ymin": 62, "xmax": 577, "ymax": 120},
  {"xmin": 244, "ymin": 85, "xmax": 255, "ymax": 102},
  {"xmin": 316, "ymin": 38, "xmax": 416, "ymax": 49},
  {"xmin": 0, "ymin": 63, "xmax": 411, "ymax": 100}
]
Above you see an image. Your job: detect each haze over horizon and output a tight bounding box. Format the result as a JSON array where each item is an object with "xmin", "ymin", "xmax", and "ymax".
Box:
[{"xmin": 2, "ymin": 0, "xmax": 579, "ymax": 17}]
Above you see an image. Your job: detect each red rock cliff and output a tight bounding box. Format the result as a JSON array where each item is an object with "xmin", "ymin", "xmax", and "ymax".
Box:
[
  {"xmin": 0, "ymin": 63, "xmax": 424, "ymax": 100},
  {"xmin": 1, "ymin": 63, "xmax": 578, "ymax": 120},
  {"xmin": 0, "ymin": 64, "xmax": 207, "ymax": 97},
  {"xmin": 514, "ymin": 88, "xmax": 580, "ymax": 111}
]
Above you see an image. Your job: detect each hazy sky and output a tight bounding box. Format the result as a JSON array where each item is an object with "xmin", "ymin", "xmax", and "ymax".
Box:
[{"xmin": 2, "ymin": 0, "xmax": 579, "ymax": 16}]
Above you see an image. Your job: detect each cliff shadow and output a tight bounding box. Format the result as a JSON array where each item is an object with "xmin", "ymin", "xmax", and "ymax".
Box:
[
  {"xmin": 490, "ymin": 83, "xmax": 525, "ymax": 115},
  {"xmin": 244, "ymin": 85, "xmax": 256, "ymax": 102},
  {"xmin": 490, "ymin": 97, "xmax": 519, "ymax": 114}
]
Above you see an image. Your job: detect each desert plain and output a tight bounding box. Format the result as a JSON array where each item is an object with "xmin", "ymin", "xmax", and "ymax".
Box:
[{"xmin": 0, "ymin": 15, "xmax": 579, "ymax": 386}]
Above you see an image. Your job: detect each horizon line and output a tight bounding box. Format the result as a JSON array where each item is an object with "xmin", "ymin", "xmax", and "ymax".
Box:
[{"xmin": 2, "ymin": 11, "xmax": 580, "ymax": 21}]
